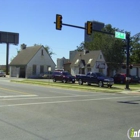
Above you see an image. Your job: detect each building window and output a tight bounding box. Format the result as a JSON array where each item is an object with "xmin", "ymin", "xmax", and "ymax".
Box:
[
  {"xmin": 32, "ymin": 65, "xmax": 36, "ymax": 75},
  {"xmin": 47, "ymin": 66, "xmax": 51, "ymax": 72},
  {"xmin": 100, "ymin": 55, "xmax": 102, "ymax": 59},
  {"xmin": 41, "ymin": 50, "xmax": 44, "ymax": 56},
  {"xmin": 40, "ymin": 65, "xmax": 44, "ymax": 73},
  {"xmin": 99, "ymin": 69, "xmax": 103, "ymax": 73},
  {"xmin": 79, "ymin": 68, "xmax": 85, "ymax": 74},
  {"xmin": 87, "ymin": 68, "xmax": 91, "ymax": 72}
]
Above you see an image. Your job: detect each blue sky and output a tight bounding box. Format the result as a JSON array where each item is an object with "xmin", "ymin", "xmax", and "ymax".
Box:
[{"xmin": 0, "ymin": 0, "xmax": 140, "ymax": 65}]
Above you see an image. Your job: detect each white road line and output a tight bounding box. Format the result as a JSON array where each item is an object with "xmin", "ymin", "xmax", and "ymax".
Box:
[
  {"xmin": 0, "ymin": 95, "xmax": 139, "ymax": 108},
  {"xmin": 0, "ymin": 94, "xmax": 112, "ymax": 101},
  {"xmin": 0, "ymin": 95, "xmax": 38, "ymax": 98}
]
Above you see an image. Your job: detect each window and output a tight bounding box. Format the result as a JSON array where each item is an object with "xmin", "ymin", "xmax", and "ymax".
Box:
[
  {"xmin": 32, "ymin": 65, "xmax": 36, "ymax": 75},
  {"xmin": 87, "ymin": 68, "xmax": 91, "ymax": 72},
  {"xmin": 99, "ymin": 69, "xmax": 103, "ymax": 73},
  {"xmin": 41, "ymin": 50, "xmax": 44, "ymax": 56},
  {"xmin": 40, "ymin": 65, "xmax": 44, "ymax": 73},
  {"xmin": 100, "ymin": 55, "xmax": 102, "ymax": 59}
]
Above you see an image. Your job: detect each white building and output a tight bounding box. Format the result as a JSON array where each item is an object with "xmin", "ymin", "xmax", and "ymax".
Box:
[
  {"xmin": 70, "ymin": 50, "xmax": 107, "ymax": 76},
  {"xmin": 10, "ymin": 45, "xmax": 56, "ymax": 78}
]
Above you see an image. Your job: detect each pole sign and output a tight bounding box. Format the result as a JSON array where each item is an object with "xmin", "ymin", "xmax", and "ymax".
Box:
[
  {"xmin": 0, "ymin": 31, "xmax": 19, "ymax": 45},
  {"xmin": 115, "ymin": 31, "xmax": 126, "ymax": 39}
]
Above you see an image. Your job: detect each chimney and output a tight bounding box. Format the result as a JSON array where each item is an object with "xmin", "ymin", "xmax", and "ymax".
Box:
[{"xmin": 21, "ymin": 44, "xmax": 27, "ymax": 50}]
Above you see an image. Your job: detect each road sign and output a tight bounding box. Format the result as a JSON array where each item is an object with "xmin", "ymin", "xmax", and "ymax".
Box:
[{"xmin": 115, "ymin": 31, "xmax": 126, "ymax": 39}]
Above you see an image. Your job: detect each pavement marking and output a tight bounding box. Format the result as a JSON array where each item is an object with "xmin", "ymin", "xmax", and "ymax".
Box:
[
  {"xmin": 0, "ymin": 87, "xmax": 36, "ymax": 95},
  {"xmin": 0, "ymin": 95, "xmax": 139, "ymax": 108},
  {"xmin": 0, "ymin": 95, "xmax": 38, "ymax": 98},
  {"xmin": 0, "ymin": 94, "xmax": 113, "ymax": 101}
]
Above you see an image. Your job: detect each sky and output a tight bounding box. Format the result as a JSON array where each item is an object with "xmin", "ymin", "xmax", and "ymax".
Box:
[{"xmin": 0, "ymin": 0, "xmax": 140, "ymax": 65}]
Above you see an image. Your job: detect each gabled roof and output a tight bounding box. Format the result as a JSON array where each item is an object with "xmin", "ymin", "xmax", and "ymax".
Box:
[
  {"xmin": 10, "ymin": 46, "xmax": 42, "ymax": 66},
  {"xmin": 71, "ymin": 50, "xmax": 102, "ymax": 67}
]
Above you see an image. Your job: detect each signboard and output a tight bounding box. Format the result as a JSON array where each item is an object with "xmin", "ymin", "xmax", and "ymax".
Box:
[
  {"xmin": 96, "ymin": 61, "xmax": 105, "ymax": 69},
  {"xmin": 0, "ymin": 31, "xmax": 19, "ymax": 44},
  {"xmin": 115, "ymin": 31, "xmax": 126, "ymax": 39}
]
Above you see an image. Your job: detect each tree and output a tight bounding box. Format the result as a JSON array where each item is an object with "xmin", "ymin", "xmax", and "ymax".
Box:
[
  {"xmin": 77, "ymin": 24, "xmax": 126, "ymax": 71},
  {"xmin": 130, "ymin": 32, "xmax": 140, "ymax": 64},
  {"xmin": 34, "ymin": 44, "xmax": 55, "ymax": 57},
  {"xmin": 76, "ymin": 42, "xmax": 84, "ymax": 52}
]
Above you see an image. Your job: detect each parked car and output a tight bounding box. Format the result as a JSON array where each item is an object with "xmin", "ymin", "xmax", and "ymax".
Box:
[
  {"xmin": 130, "ymin": 75, "xmax": 140, "ymax": 83},
  {"xmin": 76, "ymin": 72, "xmax": 114, "ymax": 88},
  {"xmin": 39, "ymin": 72, "xmax": 53, "ymax": 79},
  {"xmin": 113, "ymin": 73, "xmax": 131, "ymax": 84},
  {"xmin": 0, "ymin": 71, "xmax": 6, "ymax": 77},
  {"xmin": 52, "ymin": 71, "xmax": 75, "ymax": 83}
]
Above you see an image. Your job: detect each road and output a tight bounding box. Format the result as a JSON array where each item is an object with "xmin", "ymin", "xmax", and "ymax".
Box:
[{"xmin": 0, "ymin": 78, "xmax": 140, "ymax": 140}]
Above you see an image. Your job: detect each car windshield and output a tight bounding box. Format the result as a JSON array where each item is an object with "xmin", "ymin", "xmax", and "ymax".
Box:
[
  {"xmin": 95, "ymin": 72, "xmax": 105, "ymax": 77},
  {"xmin": 63, "ymin": 72, "xmax": 71, "ymax": 76}
]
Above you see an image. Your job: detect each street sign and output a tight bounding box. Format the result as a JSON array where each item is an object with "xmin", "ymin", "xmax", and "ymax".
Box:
[{"xmin": 115, "ymin": 31, "xmax": 126, "ymax": 39}]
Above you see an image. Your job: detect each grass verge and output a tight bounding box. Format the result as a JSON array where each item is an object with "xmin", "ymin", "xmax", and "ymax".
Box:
[{"xmin": 11, "ymin": 79, "xmax": 140, "ymax": 93}]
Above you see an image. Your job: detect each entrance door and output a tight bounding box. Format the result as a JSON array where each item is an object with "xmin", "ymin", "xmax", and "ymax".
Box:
[{"xmin": 19, "ymin": 66, "xmax": 25, "ymax": 78}]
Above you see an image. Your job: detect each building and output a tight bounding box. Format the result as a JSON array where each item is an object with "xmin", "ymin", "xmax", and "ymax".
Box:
[
  {"xmin": 10, "ymin": 45, "xmax": 56, "ymax": 78},
  {"xmin": 57, "ymin": 57, "xmax": 69, "ymax": 70},
  {"xmin": 70, "ymin": 50, "xmax": 107, "ymax": 76}
]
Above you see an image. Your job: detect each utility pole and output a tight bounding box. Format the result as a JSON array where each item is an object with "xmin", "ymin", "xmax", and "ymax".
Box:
[{"xmin": 125, "ymin": 32, "xmax": 130, "ymax": 90}]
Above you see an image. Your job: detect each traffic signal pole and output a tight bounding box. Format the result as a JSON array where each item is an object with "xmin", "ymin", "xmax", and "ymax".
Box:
[{"xmin": 125, "ymin": 33, "xmax": 130, "ymax": 90}]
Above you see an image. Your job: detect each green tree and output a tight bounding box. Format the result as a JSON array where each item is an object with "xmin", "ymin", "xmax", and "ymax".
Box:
[{"xmin": 130, "ymin": 32, "xmax": 140, "ymax": 64}]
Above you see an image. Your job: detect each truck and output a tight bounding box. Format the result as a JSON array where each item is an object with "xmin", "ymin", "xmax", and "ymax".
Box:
[{"xmin": 76, "ymin": 72, "xmax": 114, "ymax": 88}]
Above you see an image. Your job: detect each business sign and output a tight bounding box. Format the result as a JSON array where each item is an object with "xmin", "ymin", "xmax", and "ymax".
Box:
[
  {"xmin": 115, "ymin": 31, "xmax": 126, "ymax": 39},
  {"xmin": 0, "ymin": 31, "xmax": 19, "ymax": 44},
  {"xmin": 96, "ymin": 61, "xmax": 105, "ymax": 69}
]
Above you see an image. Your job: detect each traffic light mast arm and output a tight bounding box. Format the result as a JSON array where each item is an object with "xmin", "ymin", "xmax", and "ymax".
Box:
[
  {"xmin": 54, "ymin": 21, "xmax": 115, "ymax": 35},
  {"xmin": 54, "ymin": 22, "xmax": 85, "ymax": 29}
]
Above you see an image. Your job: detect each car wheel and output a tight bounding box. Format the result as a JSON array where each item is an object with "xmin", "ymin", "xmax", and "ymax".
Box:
[
  {"xmin": 108, "ymin": 85, "xmax": 112, "ymax": 88},
  {"xmin": 98, "ymin": 81, "xmax": 103, "ymax": 87},
  {"xmin": 72, "ymin": 81, "xmax": 75, "ymax": 83},
  {"xmin": 78, "ymin": 79, "xmax": 83, "ymax": 85},
  {"xmin": 120, "ymin": 80, "xmax": 124, "ymax": 84},
  {"xmin": 53, "ymin": 78, "xmax": 56, "ymax": 82},
  {"xmin": 63, "ymin": 79, "xmax": 67, "ymax": 83},
  {"xmin": 87, "ymin": 82, "xmax": 91, "ymax": 85}
]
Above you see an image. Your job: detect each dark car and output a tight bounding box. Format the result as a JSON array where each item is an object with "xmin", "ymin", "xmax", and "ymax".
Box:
[
  {"xmin": 52, "ymin": 71, "xmax": 75, "ymax": 83},
  {"xmin": 76, "ymin": 72, "xmax": 114, "ymax": 88},
  {"xmin": 130, "ymin": 75, "xmax": 140, "ymax": 83},
  {"xmin": 113, "ymin": 73, "xmax": 131, "ymax": 84}
]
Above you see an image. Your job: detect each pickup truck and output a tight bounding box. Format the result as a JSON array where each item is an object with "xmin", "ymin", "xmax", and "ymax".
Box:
[{"xmin": 76, "ymin": 72, "xmax": 114, "ymax": 88}]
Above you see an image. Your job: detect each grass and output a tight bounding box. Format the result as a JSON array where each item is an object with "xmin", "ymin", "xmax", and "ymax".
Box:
[{"xmin": 11, "ymin": 79, "xmax": 140, "ymax": 93}]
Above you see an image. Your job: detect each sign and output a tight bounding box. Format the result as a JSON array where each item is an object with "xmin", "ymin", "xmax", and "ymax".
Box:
[
  {"xmin": 0, "ymin": 31, "xmax": 19, "ymax": 44},
  {"xmin": 115, "ymin": 31, "xmax": 126, "ymax": 39},
  {"xmin": 96, "ymin": 61, "xmax": 105, "ymax": 69}
]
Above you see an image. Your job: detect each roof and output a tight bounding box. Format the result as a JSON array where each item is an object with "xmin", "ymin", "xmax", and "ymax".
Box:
[
  {"xmin": 70, "ymin": 50, "xmax": 102, "ymax": 67},
  {"xmin": 10, "ymin": 46, "xmax": 42, "ymax": 66}
]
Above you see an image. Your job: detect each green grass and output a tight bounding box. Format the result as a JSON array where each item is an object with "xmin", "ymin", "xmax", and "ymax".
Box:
[{"xmin": 11, "ymin": 79, "xmax": 140, "ymax": 93}]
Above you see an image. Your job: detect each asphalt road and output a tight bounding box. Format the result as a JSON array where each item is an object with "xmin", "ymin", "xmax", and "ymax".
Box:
[{"xmin": 0, "ymin": 78, "xmax": 140, "ymax": 140}]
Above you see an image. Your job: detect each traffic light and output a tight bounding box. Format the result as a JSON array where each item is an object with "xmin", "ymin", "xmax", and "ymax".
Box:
[
  {"xmin": 129, "ymin": 65, "xmax": 133, "ymax": 69},
  {"xmin": 56, "ymin": 14, "xmax": 62, "ymax": 30},
  {"xmin": 86, "ymin": 21, "xmax": 92, "ymax": 35}
]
